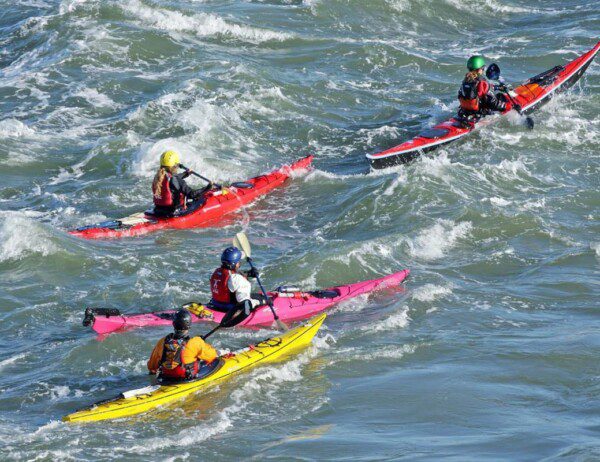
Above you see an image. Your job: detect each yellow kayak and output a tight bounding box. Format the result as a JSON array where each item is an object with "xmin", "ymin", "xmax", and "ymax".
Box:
[{"xmin": 64, "ymin": 313, "xmax": 326, "ymax": 423}]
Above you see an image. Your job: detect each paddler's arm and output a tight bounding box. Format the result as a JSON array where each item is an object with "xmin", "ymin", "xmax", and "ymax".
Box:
[
  {"xmin": 171, "ymin": 174, "xmax": 196, "ymax": 200},
  {"xmin": 187, "ymin": 337, "xmax": 218, "ymax": 363},
  {"xmin": 147, "ymin": 337, "xmax": 165, "ymax": 374},
  {"xmin": 228, "ymin": 273, "xmax": 260, "ymax": 308}
]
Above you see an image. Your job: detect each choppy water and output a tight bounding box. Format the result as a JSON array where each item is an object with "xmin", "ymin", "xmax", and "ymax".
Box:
[{"xmin": 1, "ymin": 0, "xmax": 599, "ymax": 460}]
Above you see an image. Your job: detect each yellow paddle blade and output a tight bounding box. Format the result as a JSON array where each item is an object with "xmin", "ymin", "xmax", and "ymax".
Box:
[{"xmin": 233, "ymin": 232, "xmax": 251, "ymax": 258}]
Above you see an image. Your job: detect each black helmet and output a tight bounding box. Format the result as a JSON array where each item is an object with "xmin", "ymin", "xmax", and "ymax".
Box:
[{"xmin": 173, "ymin": 309, "xmax": 192, "ymax": 331}]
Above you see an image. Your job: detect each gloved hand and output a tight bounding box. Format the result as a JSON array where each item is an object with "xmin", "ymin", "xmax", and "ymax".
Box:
[{"xmin": 247, "ymin": 267, "xmax": 260, "ymax": 279}]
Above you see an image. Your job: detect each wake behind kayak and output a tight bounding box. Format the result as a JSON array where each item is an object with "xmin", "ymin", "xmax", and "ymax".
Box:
[{"xmin": 367, "ymin": 41, "xmax": 600, "ymax": 168}]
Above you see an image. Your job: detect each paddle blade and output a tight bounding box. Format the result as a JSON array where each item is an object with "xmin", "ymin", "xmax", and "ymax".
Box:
[
  {"xmin": 525, "ymin": 116, "xmax": 534, "ymax": 130},
  {"xmin": 274, "ymin": 318, "xmax": 289, "ymax": 331},
  {"xmin": 233, "ymin": 232, "xmax": 251, "ymax": 258},
  {"xmin": 486, "ymin": 63, "xmax": 501, "ymax": 80}
]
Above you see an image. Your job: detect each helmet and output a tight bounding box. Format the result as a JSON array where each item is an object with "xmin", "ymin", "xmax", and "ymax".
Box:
[
  {"xmin": 160, "ymin": 150, "xmax": 180, "ymax": 168},
  {"xmin": 221, "ymin": 247, "xmax": 242, "ymax": 269},
  {"xmin": 173, "ymin": 309, "xmax": 192, "ymax": 331},
  {"xmin": 467, "ymin": 55, "xmax": 486, "ymax": 71}
]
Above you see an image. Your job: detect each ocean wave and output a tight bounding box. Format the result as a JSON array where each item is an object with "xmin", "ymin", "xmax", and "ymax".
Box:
[{"xmin": 122, "ymin": 0, "xmax": 292, "ymax": 44}]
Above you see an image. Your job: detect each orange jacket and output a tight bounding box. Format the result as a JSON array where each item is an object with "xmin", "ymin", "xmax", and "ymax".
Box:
[{"xmin": 147, "ymin": 336, "xmax": 218, "ymax": 374}]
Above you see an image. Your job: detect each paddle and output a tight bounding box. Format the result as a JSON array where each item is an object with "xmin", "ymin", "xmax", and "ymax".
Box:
[
  {"xmin": 179, "ymin": 164, "xmax": 253, "ymax": 190},
  {"xmin": 486, "ymin": 63, "xmax": 534, "ymax": 130},
  {"xmin": 233, "ymin": 232, "xmax": 288, "ymax": 331},
  {"xmin": 201, "ymin": 304, "xmax": 250, "ymax": 340}
]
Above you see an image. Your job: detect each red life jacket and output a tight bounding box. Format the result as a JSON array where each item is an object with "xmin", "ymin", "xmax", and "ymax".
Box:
[
  {"xmin": 210, "ymin": 268, "xmax": 237, "ymax": 305},
  {"xmin": 158, "ymin": 334, "xmax": 199, "ymax": 380},
  {"xmin": 153, "ymin": 172, "xmax": 185, "ymax": 208},
  {"xmin": 458, "ymin": 76, "xmax": 485, "ymax": 112}
]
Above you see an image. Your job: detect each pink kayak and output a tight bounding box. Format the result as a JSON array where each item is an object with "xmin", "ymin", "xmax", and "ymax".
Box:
[{"xmin": 84, "ymin": 270, "xmax": 410, "ymax": 335}]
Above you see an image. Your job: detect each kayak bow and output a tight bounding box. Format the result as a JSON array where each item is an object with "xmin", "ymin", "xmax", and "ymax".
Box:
[
  {"xmin": 367, "ymin": 41, "xmax": 600, "ymax": 168},
  {"xmin": 69, "ymin": 156, "xmax": 313, "ymax": 239},
  {"xmin": 64, "ymin": 313, "xmax": 326, "ymax": 423},
  {"xmin": 85, "ymin": 270, "xmax": 409, "ymax": 335}
]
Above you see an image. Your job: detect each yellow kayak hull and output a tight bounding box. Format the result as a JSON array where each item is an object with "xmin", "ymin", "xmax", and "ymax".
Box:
[{"xmin": 64, "ymin": 313, "xmax": 326, "ymax": 423}]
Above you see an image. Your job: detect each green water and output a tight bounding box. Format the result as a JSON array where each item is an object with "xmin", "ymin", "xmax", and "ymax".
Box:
[{"xmin": 0, "ymin": 0, "xmax": 598, "ymax": 460}]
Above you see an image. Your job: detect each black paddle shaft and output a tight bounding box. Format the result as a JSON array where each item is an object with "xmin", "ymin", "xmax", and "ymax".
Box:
[
  {"xmin": 179, "ymin": 164, "xmax": 222, "ymax": 188},
  {"xmin": 246, "ymin": 257, "xmax": 281, "ymax": 322}
]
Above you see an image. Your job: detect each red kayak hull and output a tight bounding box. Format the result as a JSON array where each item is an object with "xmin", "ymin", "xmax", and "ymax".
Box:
[
  {"xmin": 69, "ymin": 156, "xmax": 313, "ymax": 239},
  {"xmin": 367, "ymin": 41, "xmax": 600, "ymax": 168}
]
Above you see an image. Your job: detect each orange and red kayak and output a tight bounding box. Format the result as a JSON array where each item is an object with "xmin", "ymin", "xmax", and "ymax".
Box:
[
  {"xmin": 367, "ymin": 41, "xmax": 600, "ymax": 168},
  {"xmin": 69, "ymin": 156, "xmax": 313, "ymax": 239}
]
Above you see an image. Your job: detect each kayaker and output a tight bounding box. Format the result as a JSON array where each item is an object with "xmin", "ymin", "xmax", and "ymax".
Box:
[
  {"xmin": 209, "ymin": 246, "xmax": 263, "ymax": 314},
  {"xmin": 147, "ymin": 309, "xmax": 218, "ymax": 381},
  {"xmin": 457, "ymin": 55, "xmax": 511, "ymax": 118},
  {"xmin": 151, "ymin": 150, "xmax": 214, "ymax": 217}
]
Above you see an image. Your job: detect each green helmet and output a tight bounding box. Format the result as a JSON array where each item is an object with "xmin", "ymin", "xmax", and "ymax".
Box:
[{"xmin": 467, "ymin": 55, "xmax": 486, "ymax": 71}]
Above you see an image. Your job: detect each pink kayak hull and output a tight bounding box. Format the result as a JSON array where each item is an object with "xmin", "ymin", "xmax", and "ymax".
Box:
[{"xmin": 89, "ymin": 270, "xmax": 410, "ymax": 334}]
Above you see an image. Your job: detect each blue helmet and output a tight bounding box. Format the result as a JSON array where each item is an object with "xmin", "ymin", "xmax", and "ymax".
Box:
[{"xmin": 221, "ymin": 247, "xmax": 242, "ymax": 269}]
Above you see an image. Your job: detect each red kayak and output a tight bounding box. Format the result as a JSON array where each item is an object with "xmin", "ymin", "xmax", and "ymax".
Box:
[
  {"xmin": 83, "ymin": 270, "xmax": 410, "ymax": 334},
  {"xmin": 367, "ymin": 41, "xmax": 600, "ymax": 168},
  {"xmin": 69, "ymin": 156, "xmax": 313, "ymax": 239}
]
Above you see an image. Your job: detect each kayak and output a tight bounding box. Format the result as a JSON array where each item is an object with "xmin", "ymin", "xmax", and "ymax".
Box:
[
  {"xmin": 84, "ymin": 269, "xmax": 409, "ymax": 335},
  {"xmin": 367, "ymin": 41, "xmax": 600, "ymax": 168},
  {"xmin": 64, "ymin": 313, "xmax": 325, "ymax": 423},
  {"xmin": 69, "ymin": 156, "xmax": 313, "ymax": 239}
]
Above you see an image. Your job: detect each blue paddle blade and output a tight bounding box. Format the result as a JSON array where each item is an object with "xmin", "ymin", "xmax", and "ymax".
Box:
[{"xmin": 486, "ymin": 63, "xmax": 501, "ymax": 80}]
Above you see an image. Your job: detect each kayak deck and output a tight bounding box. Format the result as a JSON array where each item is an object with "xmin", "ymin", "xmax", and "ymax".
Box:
[
  {"xmin": 86, "ymin": 269, "xmax": 409, "ymax": 335},
  {"xmin": 69, "ymin": 156, "xmax": 313, "ymax": 239},
  {"xmin": 367, "ymin": 41, "xmax": 600, "ymax": 168},
  {"xmin": 64, "ymin": 313, "xmax": 326, "ymax": 423}
]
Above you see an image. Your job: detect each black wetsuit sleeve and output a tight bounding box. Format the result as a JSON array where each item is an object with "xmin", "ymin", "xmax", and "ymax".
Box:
[{"xmin": 171, "ymin": 173, "xmax": 196, "ymax": 200}]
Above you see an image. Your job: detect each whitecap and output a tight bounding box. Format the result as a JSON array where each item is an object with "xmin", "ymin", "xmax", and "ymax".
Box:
[
  {"xmin": 411, "ymin": 284, "xmax": 452, "ymax": 302},
  {"xmin": 0, "ymin": 119, "xmax": 35, "ymax": 138},
  {"xmin": 0, "ymin": 215, "xmax": 60, "ymax": 263},
  {"xmin": 407, "ymin": 219, "xmax": 472, "ymax": 260}
]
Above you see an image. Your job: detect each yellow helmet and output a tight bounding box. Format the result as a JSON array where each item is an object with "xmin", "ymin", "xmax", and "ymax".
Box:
[{"xmin": 160, "ymin": 150, "xmax": 180, "ymax": 168}]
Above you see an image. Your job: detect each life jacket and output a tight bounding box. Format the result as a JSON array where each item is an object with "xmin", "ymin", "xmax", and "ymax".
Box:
[
  {"xmin": 458, "ymin": 76, "xmax": 484, "ymax": 112},
  {"xmin": 158, "ymin": 334, "xmax": 199, "ymax": 380},
  {"xmin": 153, "ymin": 172, "xmax": 184, "ymax": 208},
  {"xmin": 210, "ymin": 268, "xmax": 237, "ymax": 306}
]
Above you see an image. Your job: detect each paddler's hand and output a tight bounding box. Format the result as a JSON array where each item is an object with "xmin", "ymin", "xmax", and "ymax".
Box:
[{"xmin": 247, "ymin": 267, "xmax": 259, "ymax": 279}]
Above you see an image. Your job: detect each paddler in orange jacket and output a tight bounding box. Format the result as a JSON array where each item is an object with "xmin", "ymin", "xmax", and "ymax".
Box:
[{"xmin": 147, "ymin": 309, "xmax": 218, "ymax": 381}]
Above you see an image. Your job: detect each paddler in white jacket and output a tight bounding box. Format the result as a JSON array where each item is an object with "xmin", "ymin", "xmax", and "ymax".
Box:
[{"xmin": 208, "ymin": 247, "xmax": 265, "ymax": 314}]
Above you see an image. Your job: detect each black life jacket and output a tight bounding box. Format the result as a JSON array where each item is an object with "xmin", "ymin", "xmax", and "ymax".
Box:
[
  {"xmin": 458, "ymin": 76, "xmax": 483, "ymax": 112},
  {"xmin": 158, "ymin": 334, "xmax": 199, "ymax": 380}
]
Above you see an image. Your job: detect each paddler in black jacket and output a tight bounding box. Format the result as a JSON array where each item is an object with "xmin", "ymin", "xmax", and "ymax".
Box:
[{"xmin": 151, "ymin": 150, "xmax": 214, "ymax": 217}]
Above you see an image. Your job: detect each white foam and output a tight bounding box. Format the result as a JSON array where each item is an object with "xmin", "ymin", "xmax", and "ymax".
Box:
[
  {"xmin": 123, "ymin": 1, "xmax": 291, "ymax": 44},
  {"xmin": 0, "ymin": 119, "xmax": 35, "ymax": 138},
  {"xmin": 0, "ymin": 215, "xmax": 59, "ymax": 263},
  {"xmin": 591, "ymin": 242, "xmax": 600, "ymax": 258},
  {"xmin": 73, "ymin": 87, "xmax": 118, "ymax": 108},
  {"xmin": 364, "ymin": 307, "xmax": 410, "ymax": 332},
  {"xmin": 489, "ymin": 197, "xmax": 511, "ymax": 207},
  {"xmin": 407, "ymin": 219, "xmax": 472, "ymax": 260},
  {"xmin": 363, "ymin": 343, "xmax": 416, "ymax": 360},
  {"xmin": 411, "ymin": 284, "xmax": 452, "ymax": 302},
  {"xmin": 59, "ymin": 0, "xmax": 89, "ymax": 14},
  {"xmin": 0, "ymin": 353, "xmax": 27, "ymax": 371}
]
